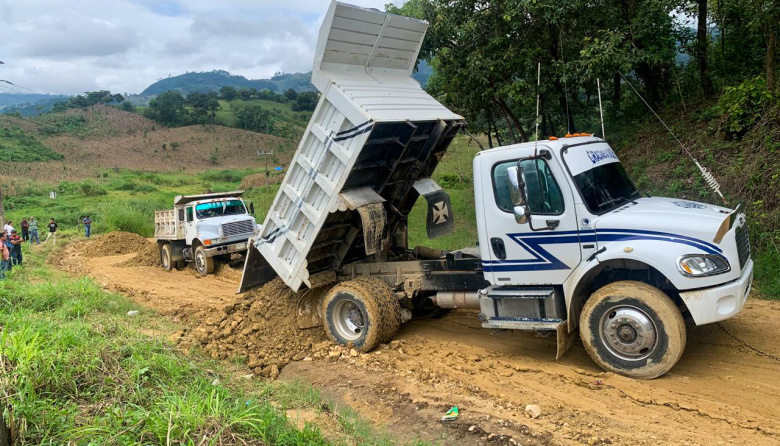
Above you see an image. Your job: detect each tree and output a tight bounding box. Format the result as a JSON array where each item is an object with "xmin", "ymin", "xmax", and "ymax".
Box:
[
  {"xmin": 697, "ymin": 0, "xmax": 715, "ymax": 96},
  {"xmin": 219, "ymin": 86, "xmax": 237, "ymax": 101},
  {"xmin": 119, "ymin": 101, "xmax": 135, "ymax": 112},
  {"xmin": 145, "ymin": 90, "xmax": 187, "ymax": 126},
  {"xmin": 292, "ymin": 92, "xmax": 318, "ymax": 112},
  {"xmin": 284, "ymin": 88, "xmax": 298, "ymax": 101},
  {"xmin": 234, "ymin": 103, "xmax": 271, "ymax": 132}
]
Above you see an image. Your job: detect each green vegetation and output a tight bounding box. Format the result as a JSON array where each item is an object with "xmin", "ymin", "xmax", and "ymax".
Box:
[
  {"xmin": 140, "ymin": 70, "xmax": 315, "ymax": 96},
  {"xmin": 0, "ymin": 123, "xmax": 64, "ymax": 162},
  {"xmin": 0, "ymin": 245, "xmax": 425, "ymax": 444}
]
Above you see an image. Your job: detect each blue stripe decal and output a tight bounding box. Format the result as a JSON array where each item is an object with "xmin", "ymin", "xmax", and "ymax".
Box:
[{"xmin": 482, "ymin": 229, "xmax": 720, "ymax": 272}]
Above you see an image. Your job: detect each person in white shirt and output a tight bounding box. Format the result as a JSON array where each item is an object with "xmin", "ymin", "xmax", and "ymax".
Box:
[{"xmin": 3, "ymin": 221, "xmax": 14, "ymax": 236}]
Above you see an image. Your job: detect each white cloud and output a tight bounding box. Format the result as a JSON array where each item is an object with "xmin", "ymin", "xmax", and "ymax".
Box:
[{"xmin": 0, "ymin": 0, "xmax": 406, "ymax": 95}]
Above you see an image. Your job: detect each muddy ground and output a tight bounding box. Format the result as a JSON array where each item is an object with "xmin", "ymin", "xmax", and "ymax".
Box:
[{"xmin": 54, "ymin": 233, "xmax": 780, "ymax": 445}]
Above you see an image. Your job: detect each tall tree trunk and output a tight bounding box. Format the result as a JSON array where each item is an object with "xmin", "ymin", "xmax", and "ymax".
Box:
[
  {"xmin": 768, "ymin": 29, "xmax": 777, "ymax": 94},
  {"xmin": 493, "ymin": 118, "xmax": 503, "ymax": 146},
  {"xmin": 496, "ymin": 97, "xmax": 529, "ymax": 142},
  {"xmin": 498, "ymin": 106, "xmax": 518, "ymax": 144},
  {"xmin": 698, "ymin": 0, "xmax": 714, "ymax": 96}
]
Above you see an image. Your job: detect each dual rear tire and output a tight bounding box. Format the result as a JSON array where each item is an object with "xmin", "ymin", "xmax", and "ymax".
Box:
[{"xmin": 322, "ymin": 278, "xmax": 402, "ymax": 352}]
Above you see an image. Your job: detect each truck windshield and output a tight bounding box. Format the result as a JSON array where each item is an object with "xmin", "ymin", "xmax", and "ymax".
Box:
[
  {"xmin": 195, "ymin": 200, "xmax": 246, "ymax": 219},
  {"xmin": 572, "ymin": 162, "xmax": 639, "ymax": 214}
]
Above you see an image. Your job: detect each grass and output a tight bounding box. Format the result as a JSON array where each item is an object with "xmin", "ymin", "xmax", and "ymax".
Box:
[
  {"xmin": 0, "ymin": 241, "xmax": 432, "ymax": 445},
  {"xmin": 0, "ymin": 122, "xmax": 64, "ymax": 162}
]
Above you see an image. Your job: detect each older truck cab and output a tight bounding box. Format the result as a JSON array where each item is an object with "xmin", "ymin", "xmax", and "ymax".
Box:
[
  {"xmin": 155, "ymin": 191, "xmax": 259, "ymax": 275},
  {"xmin": 474, "ymin": 136, "xmax": 752, "ymax": 377}
]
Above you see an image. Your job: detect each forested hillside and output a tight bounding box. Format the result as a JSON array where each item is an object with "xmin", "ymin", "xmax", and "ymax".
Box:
[
  {"xmin": 140, "ymin": 70, "xmax": 315, "ymax": 96},
  {"xmin": 390, "ymin": 0, "xmax": 779, "ymax": 295}
]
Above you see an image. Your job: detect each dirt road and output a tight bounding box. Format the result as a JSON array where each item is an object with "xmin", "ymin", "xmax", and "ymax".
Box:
[{"xmin": 56, "ymin": 234, "xmax": 780, "ymax": 445}]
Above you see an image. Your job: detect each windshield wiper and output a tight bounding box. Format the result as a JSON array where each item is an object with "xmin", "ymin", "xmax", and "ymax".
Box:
[{"xmin": 596, "ymin": 196, "xmax": 632, "ymax": 210}]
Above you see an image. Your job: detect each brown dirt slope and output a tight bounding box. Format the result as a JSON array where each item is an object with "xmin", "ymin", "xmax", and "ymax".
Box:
[
  {"xmin": 55, "ymin": 232, "xmax": 780, "ymax": 446},
  {"xmin": 0, "ymin": 105, "xmax": 296, "ymax": 183}
]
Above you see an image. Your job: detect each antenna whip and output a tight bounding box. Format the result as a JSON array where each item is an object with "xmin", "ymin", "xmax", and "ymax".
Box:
[
  {"xmin": 618, "ymin": 71, "xmax": 726, "ymax": 205},
  {"xmin": 534, "ymin": 62, "xmax": 541, "ymax": 156}
]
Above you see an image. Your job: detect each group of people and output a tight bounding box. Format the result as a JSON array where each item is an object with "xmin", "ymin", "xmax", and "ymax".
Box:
[{"xmin": 1, "ymin": 217, "xmax": 64, "ymax": 278}]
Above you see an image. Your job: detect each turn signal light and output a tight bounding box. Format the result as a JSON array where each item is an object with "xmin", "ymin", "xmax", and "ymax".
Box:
[
  {"xmin": 549, "ymin": 136, "xmax": 558, "ymax": 140},
  {"xmin": 204, "ymin": 240, "xmax": 212, "ymax": 246}
]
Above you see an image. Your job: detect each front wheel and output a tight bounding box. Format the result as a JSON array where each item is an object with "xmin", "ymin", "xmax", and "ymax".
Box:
[
  {"xmin": 579, "ymin": 281, "xmax": 686, "ymax": 380},
  {"xmin": 194, "ymin": 245, "xmax": 214, "ymax": 276}
]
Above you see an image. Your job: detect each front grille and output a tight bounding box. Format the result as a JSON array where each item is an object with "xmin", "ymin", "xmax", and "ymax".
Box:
[
  {"xmin": 222, "ymin": 220, "xmax": 255, "ymax": 238},
  {"xmin": 735, "ymin": 223, "xmax": 750, "ymax": 270}
]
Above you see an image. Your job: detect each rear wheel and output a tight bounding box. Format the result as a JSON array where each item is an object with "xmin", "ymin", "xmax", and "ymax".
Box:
[
  {"xmin": 194, "ymin": 245, "xmax": 214, "ymax": 276},
  {"xmin": 322, "ymin": 279, "xmax": 401, "ymax": 352},
  {"xmin": 580, "ymin": 281, "xmax": 686, "ymax": 379},
  {"xmin": 160, "ymin": 244, "xmax": 173, "ymax": 272}
]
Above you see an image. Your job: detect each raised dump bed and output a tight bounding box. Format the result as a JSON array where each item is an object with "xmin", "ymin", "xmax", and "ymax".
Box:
[{"xmin": 240, "ymin": 1, "xmax": 464, "ymax": 293}]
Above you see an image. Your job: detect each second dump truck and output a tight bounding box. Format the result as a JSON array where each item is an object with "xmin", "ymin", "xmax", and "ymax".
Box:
[
  {"xmin": 155, "ymin": 191, "xmax": 258, "ymax": 275},
  {"xmin": 239, "ymin": 1, "xmax": 753, "ymax": 379}
]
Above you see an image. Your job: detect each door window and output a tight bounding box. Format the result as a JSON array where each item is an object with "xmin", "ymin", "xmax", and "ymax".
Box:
[
  {"xmin": 186, "ymin": 207, "xmax": 194, "ymax": 222},
  {"xmin": 492, "ymin": 159, "xmax": 565, "ymax": 215}
]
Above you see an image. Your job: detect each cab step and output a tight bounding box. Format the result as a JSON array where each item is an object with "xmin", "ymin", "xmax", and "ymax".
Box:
[{"xmin": 479, "ymin": 286, "xmax": 566, "ymax": 329}]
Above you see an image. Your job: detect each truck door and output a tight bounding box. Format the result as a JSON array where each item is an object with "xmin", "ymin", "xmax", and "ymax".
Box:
[
  {"xmin": 184, "ymin": 205, "xmax": 196, "ymax": 245},
  {"xmin": 480, "ymin": 147, "xmax": 581, "ymax": 286}
]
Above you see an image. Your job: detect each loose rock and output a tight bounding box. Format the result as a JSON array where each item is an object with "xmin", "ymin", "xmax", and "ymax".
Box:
[{"xmin": 525, "ymin": 404, "xmax": 542, "ymax": 419}]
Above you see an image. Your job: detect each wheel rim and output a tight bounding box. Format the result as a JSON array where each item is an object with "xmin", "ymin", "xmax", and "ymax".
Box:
[
  {"xmin": 196, "ymin": 250, "xmax": 206, "ymax": 273},
  {"xmin": 599, "ymin": 305, "xmax": 658, "ymax": 361},
  {"xmin": 332, "ymin": 299, "xmax": 365, "ymax": 341}
]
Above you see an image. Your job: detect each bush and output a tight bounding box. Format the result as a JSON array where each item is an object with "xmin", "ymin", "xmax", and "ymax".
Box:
[
  {"xmin": 437, "ymin": 173, "xmax": 472, "ymax": 189},
  {"xmin": 57, "ymin": 180, "xmax": 107, "ymax": 197},
  {"xmin": 718, "ymin": 77, "xmax": 775, "ymax": 138},
  {"xmin": 94, "ymin": 199, "xmax": 164, "ymax": 236}
]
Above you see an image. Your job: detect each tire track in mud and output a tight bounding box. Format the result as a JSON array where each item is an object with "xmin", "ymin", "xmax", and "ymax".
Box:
[{"xmin": 53, "ymin": 234, "xmax": 780, "ymax": 446}]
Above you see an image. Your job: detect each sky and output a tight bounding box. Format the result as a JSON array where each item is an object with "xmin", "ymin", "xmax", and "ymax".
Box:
[{"xmin": 0, "ymin": 0, "xmax": 404, "ymax": 96}]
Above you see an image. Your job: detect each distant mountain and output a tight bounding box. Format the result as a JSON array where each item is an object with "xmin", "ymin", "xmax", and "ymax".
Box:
[
  {"xmin": 1, "ymin": 94, "xmax": 71, "ymax": 116},
  {"xmin": 141, "ymin": 70, "xmax": 316, "ymax": 96},
  {"xmin": 412, "ymin": 60, "xmax": 433, "ymax": 87}
]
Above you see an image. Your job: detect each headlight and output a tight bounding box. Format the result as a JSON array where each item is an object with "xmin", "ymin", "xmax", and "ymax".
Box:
[{"xmin": 677, "ymin": 255, "xmax": 730, "ymax": 277}]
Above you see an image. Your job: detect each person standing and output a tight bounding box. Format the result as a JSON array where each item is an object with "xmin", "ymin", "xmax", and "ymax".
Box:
[
  {"xmin": 44, "ymin": 218, "xmax": 58, "ymax": 245},
  {"xmin": 9, "ymin": 230, "xmax": 22, "ymax": 266},
  {"xmin": 0, "ymin": 233, "xmax": 10, "ymax": 279},
  {"xmin": 21, "ymin": 218, "xmax": 29, "ymax": 242},
  {"xmin": 82, "ymin": 215, "xmax": 92, "ymax": 238},
  {"xmin": 3, "ymin": 220, "xmax": 14, "ymax": 236},
  {"xmin": 28, "ymin": 217, "xmax": 40, "ymax": 245}
]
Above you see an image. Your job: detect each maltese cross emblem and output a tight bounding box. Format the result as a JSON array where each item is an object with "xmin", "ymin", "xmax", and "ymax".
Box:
[{"xmin": 432, "ymin": 201, "xmax": 449, "ymax": 224}]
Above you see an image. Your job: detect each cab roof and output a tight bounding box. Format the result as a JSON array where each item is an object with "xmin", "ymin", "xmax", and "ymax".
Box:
[
  {"xmin": 174, "ymin": 190, "xmax": 244, "ymax": 206},
  {"xmin": 478, "ymin": 135, "xmax": 603, "ymax": 156}
]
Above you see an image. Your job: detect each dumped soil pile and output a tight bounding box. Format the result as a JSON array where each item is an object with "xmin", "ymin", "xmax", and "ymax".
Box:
[
  {"xmin": 116, "ymin": 241, "xmax": 159, "ymax": 268},
  {"xmin": 80, "ymin": 232, "xmax": 154, "ymax": 258},
  {"xmin": 176, "ymin": 279, "xmax": 328, "ymax": 379}
]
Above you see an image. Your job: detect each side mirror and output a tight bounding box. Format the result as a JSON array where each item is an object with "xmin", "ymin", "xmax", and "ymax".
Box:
[
  {"xmin": 249, "ymin": 202, "xmax": 255, "ymax": 215},
  {"xmin": 507, "ymin": 166, "xmax": 530, "ymax": 224}
]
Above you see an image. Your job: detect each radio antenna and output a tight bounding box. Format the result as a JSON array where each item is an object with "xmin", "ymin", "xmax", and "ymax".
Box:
[
  {"xmin": 618, "ymin": 71, "xmax": 726, "ymax": 205},
  {"xmin": 534, "ymin": 62, "xmax": 541, "ymax": 156},
  {"xmin": 597, "ymin": 78, "xmax": 605, "ymax": 139}
]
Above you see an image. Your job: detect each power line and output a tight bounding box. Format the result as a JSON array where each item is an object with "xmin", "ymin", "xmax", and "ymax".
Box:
[{"xmin": 0, "ymin": 80, "xmax": 41, "ymax": 94}]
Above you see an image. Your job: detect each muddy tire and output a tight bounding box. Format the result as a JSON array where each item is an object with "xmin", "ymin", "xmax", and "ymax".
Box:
[
  {"xmin": 160, "ymin": 243, "xmax": 173, "ymax": 272},
  {"xmin": 322, "ymin": 279, "xmax": 401, "ymax": 352},
  {"xmin": 194, "ymin": 245, "xmax": 214, "ymax": 276},
  {"xmin": 354, "ymin": 278, "xmax": 402, "ymax": 343},
  {"xmin": 580, "ymin": 281, "xmax": 686, "ymax": 380}
]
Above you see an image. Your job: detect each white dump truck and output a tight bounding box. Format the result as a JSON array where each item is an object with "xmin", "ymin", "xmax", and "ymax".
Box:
[
  {"xmin": 155, "ymin": 191, "xmax": 258, "ymax": 275},
  {"xmin": 239, "ymin": 1, "xmax": 753, "ymax": 379}
]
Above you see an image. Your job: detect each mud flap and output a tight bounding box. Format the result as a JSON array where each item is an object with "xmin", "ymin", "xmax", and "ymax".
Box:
[
  {"xmin": 339, "ymin": 187, "xmax": 386, "ymax": 256},
  {"xmin": 237, "ymin": 241, "xmax": 279, "ymax": 294},
  {"xmin": 295, "ymin": 286, "xmax": 330, "ymax": 329},
  {"xmin": 555, "ymin": 320, "xmax": 575, "ymax": 360},
  {"xmin": 413, "ymin": 178, "xmax": 454, "ymax": 239}
]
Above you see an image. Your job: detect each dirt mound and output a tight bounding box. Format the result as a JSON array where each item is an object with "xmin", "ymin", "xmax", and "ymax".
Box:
[
  {"xmin": 80, "ymin": 232, "xmax": 154, "ymax": 258},
  {"xmin": 116, "ymin": 241, "xmax": 159, "ymax": 268},
  {"xmin": 176, "ymin": 279, "xmax": 328, "ymax": 379}
]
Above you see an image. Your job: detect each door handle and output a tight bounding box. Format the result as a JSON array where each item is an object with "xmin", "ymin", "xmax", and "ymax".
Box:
[
  {"xmin": 490, "ymin": 237, "xmax": 506, "ymax": 260},
  {"xmin": 545, "ymin": 220, "xmax": 560, "ymax": 229}
]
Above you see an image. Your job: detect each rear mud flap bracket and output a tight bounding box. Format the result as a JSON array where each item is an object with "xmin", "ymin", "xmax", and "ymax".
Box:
[
  {"xmin": 413, "ymin": 178, "xmax": 455, "ymax": 239},
  {"xmin": 339, "ymin": 187, "xmax": 386, "ymax": 256}
]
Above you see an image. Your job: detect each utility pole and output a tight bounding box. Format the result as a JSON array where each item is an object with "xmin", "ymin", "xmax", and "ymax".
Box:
[
  {"xmin": 257, "ymin": 150, "xmax": 273, "ymax": 188},
  {"xmin": 0, "ymin": 188, "xmax": 4, "ymax": 227}
]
